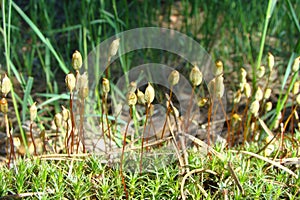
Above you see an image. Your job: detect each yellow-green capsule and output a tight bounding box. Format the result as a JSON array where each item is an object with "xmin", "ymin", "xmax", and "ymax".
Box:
[
  {"xmin": 292, "ymin": 56, "xmax": 300, "ymax": 72},
  {"xmin": 0, "ymin": 97, "xmax": 8, "ymax": 114},
  {"xmin": 250, "ymin": 100, "xmax": 260, "ymax": 117},
  {"xmin": 293, "ymin": 81, "xmax": 300, "ymax": 95},
  {"xmin": 54, "ymin": 112, "xmax": 63, "ymax": 128},
  {"xmin": 197, "ymin": 97, "xmax": 208, "ymax": 107},
  {"xmin": 102, "ymin": 78, "xmax": 110, "ymax": 94},
  {"xmin": 232, "ymin": 113, "xmax": 242, "ymax": 121},
  {"xmin": 65, "ymin": 72, "xmax": 76, "ymax": 93},
  {"xmin": 30, "ymin": 102, "xmax": 37, "ymax": 122},
  {"xmin": 72, "ymin": 50, "xmax": 83, "ymax": 71},
  {"xmin": 79, "ymin": 86, "xmax": 89, "ymax": 99},
  {"xmin": 213, "ymin": 60, "xmax": 223, "ymax": 76},
  {"xmin": 109, "ymin": 38, "xmax": 120, "ymax": 58},
  {"xmin": 127, "ymin": 92, "xmax": 137, "ymax": 106},
  {"xmin": 78, "ymin": 72, "xmax": 89, "ymax": 98},
  {"xmin": 137, "ymin": 89, "xmax": 145, "ymax": 105},
  {"xmin": 257, "ymin": 66, "xmax": 265, "ymax": 78},
  {"xmin": 264, "ymin": 88, "xmax": 272, "ymax": 99},
  {"xmin": 189, "ymin": 65, "xmax": 203, "ymax": 87},
  {"xmin": 144, "ymin": 82, "xmax": 155, "ymax": 105},
  {"xmin": 172, "ymin": 106, "xmax": 179, "ymax": 118},
  {"xmin": 1, "ymin": 74, "xmax": 11, "ymax": 97},
  {"xmin": 128, "ymin": 81, "xmax": 137, "ymax": 93},
  {"xmin": 244, "ymin": 82, "xmax": 251, "ymax": 98},
  {"xmin": 255, "ymin": 86, "xmax": 263, "ymax": 101},
  {"xmin": 233, "ymin": 90, "xmax": 241, "ymax": 104},
  {"xmin": 267, "ymin": 52, "xmax": 275, "ymax": 72},
  {"xmin": 297, "ymin": 94, "xmax": 300, "ymax": 105},
  {"xmin": 240, "ymin": 68, "xmax": 247, "ymax": 80},
  {"xmin": 61, "ymin": 106, "xmax": 70, "ymax": 121},
  {"xmin": 265, "ymin": 101, "xmax": 272, "ymax": 112},
  {"xmin": 294, "ymin": 111, "xmax": 299, "ymax": 120},
  {"xmin": 168, "ymin": 70, "xmax": 180, "ymax": 86},
  {"xmin": 208, "ymin": 75, "xmax": 224, "ymax": 99}
]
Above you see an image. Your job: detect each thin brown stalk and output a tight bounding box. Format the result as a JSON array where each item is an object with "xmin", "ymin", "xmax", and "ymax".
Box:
[
  {"xmin": 244, "ymin": 112, "xmax": 253, "ymax": 146},
  {"xmin": 272, "ymin": 107, "xmax": 296, "ymax": 161},
  {"xmin": 55, "ymin": 126, "xmax": 58, "ymax": 153},
  {"xmin": 148, "ymin": 111, "xmax": 157, "ymax": 140},
  {"xmin": 5, "ymin": 113, "xmax": 15, "ymax": 167},
  {"xmin": 259, "ymin": 74, "xmax": 271, "ymax": 116},
  {"xmin": 77, "ymin": 98, "xmax": 86, "ymax": 153},
  {"xmin": 184, "ymin": 86, "xmax": 195, "ymax": 132},
  {"xmin": 277, "ymin": 106, "xmax": 295, "ymax": 158},
  {"xmin": 145, "ymin": 112, "xmax": 154, "ymax": 152},
  {"xmin": 218, "ymin": 97, "xmax": 230, "ymax": 147},
  {"xmin": 41, "ymin": 130, "xmax": 47, "ymax": 154},
  {"xmin": 120, "ymin": 106, "xmax": 132, "ymax": 199},
  {"xmin": 167, "ymin": 112, "xmax": 187, "ymax": 174},
  {"xmin": 241, "ymin": 99, "xmax": 250, "ymax": 146},
  {"xmin": 140, "ymin": 104, "xmax": 150, "ymax": 174},
  {"xmin": 100, "ymin": 96, "xmax": 107, "ymax": 154},
  {"xmin": 104, "ymin": 94, "xmax": 112, "ymax": 152},
  {"xmin": 30, "ymin": 122, "xmax": 37, "ymax": 156},
  {"xmin": 228, "ymin": 162, "xmax": 245, "ymax": 196},
  {"xmin": 68, "ymin": 92, "xmax": 76, "ymax": 154},
  {"xmin": 167, "ymin": 93, "xmax": 180, "ymax": 131},
  {"xmin": 207, "ymin": 98, "xmax": 213, "ymax": 147},
  {"xmin": 100, "ymin": 92, "xmax": 111, "ymax": 157},
  {"xmin": 254, "ymin": 133, "xmax": 278, "ymax": 156},
  {"xmin": 160, "ymin": 87, "xmax": 173, "ymax": 140},
  {"xmin": 229, "ymin": 103, "xmax": 237, "ymax": 146},
  {"xmin": 290, "ymin": 96, "xmax": 296, "ymax": 139},
  {"xmin": 166, "ymin": 94, "xmax": 188, "ymax": 172},
  {"xmin": 65, "ymin": 120, "xmax": 70, "ymax": 154},
  {"xmin": 211, "ymin": 100, "xmax": 221, "ymax": 144}
]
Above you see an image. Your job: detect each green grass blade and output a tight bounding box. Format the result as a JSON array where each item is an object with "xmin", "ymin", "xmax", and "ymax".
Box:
[
  {"xmin": 11, "ymin": 1, "xmax": 69, "ymax": 74},
  {"xmin": 11, "ymin": 86, "xmax": 28, "ymax": 150},
  {"xmin": 271, "ymin": 70, "xmax": 298, "ymax": 128},
  {"xmin": 9, "ymin": 59, "xmax": 22, "ymax": 84},
  {"xmin": 256, "ymin": 0, "xmax": 277, "ymax": 66},
  {"xmin": 254, "ymin": 0, "xmax": 277, "ymax": 89},
  {"xmin": 21, "ymin": 77, "xmax": 34, "ymax": 123},
  {"xmin": 100, "ymin": 9, "xmax": 126, "ymax": 28},
  {"xmin": 2, "ymin": 0, "xmax": 28, "ymax": 151},
  {"xmin": 286, "ymin": 0, "xmax": 300, "ymax": 33},
  {"xmin": 7, "ymin": 0, "xmax": 12, "ymax": 74},
  {"xmin": 281, "ymin": 53, "xmax": 296, "ymax": 90},
  {"xmin": 36, "ymin": 93, "xmax": 69, "ymax": 109},
  {"xmin": 46, "ymin": 24, "xmax": 82, "ymax": 35}
]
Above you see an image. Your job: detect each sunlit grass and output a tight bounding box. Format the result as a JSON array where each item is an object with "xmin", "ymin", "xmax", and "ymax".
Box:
[{"xmin": 0, "ymin": 0, "xmax": 300, "ymax": 199}]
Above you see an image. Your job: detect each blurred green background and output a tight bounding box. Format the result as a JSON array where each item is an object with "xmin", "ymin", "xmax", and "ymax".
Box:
[
  {"xmin": 2, "ymin": 0, "xmax": 299, "ymax": 75},
  {"xmin": 0, "ymin": 0, "xmax": 299, "ymax": 123}
]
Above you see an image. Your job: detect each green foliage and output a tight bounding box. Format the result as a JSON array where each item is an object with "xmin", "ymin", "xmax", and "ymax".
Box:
[
  {"xmin": 0, "ymin": 0, "xmax": 300, "ymax": 199},
  {"xmin": 0, "ymin": 143, "xmax": 299, "ymax": 198}
]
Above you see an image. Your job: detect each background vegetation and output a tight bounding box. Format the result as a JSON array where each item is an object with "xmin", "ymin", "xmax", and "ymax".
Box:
[{"xmin": 0, "ymin": 0, "xmax": 300, "ymax": 199}]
